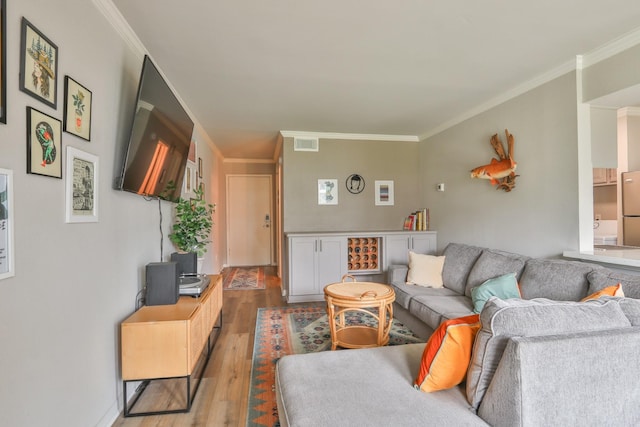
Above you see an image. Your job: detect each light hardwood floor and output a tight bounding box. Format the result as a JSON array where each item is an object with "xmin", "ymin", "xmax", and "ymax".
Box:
[{"xmin": 112, "ymin": 267, "xmax": 315, "ymax": 427}]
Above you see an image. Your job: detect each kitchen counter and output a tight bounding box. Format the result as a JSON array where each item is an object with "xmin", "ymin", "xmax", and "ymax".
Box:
[{"xmin": 563, "ymin": 247, "xmax": 640, "ymax": 270}]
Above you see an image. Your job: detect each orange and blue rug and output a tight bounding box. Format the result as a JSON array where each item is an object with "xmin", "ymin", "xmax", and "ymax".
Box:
[
  {"xmin": 246, "ymin": 305, "xmax": 423, "ymax": 427},
  {"xmin": 223, "ymin": 266, "xmax": 267, "ymax": 290}
]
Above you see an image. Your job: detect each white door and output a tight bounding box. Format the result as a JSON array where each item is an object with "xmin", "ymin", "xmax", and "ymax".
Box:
[{"xmin": 226, "ymin": 175, "xmax": 273, "ymax": 266}]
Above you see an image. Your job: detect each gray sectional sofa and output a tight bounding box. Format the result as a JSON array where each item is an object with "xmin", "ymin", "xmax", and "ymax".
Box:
[{"xmin": 275, "ymin": 243, "xmax": 640, "ymax": 426}]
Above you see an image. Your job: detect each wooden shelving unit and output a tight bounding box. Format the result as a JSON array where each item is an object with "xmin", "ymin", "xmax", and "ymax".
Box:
[{"xmin": 120, "ymin": 274, "xmax": 223, "ymax": 417}]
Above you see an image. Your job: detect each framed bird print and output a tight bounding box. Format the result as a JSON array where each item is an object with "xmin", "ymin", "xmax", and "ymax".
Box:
[
  {"xmin": 26, "ymin": 107, "xmax": 62, "ymax": 179},
  {"xmin": 20, "ymin": 18, "xmax": 58, "ymax": 109}
]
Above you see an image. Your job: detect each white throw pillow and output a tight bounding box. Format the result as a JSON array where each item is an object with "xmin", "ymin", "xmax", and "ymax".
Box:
[{"xmin": 406, "ymin": 252, "xmax": 445, "ymax": 288}]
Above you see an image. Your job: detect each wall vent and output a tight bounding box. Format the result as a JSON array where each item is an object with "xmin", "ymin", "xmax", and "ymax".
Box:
[{"xmin": 294, "ymin": 137, "xmax": 319, "ymax": 152}]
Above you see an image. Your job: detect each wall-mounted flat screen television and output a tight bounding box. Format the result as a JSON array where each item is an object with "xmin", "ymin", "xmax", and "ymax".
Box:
[{"xmin": 114, "ymin": 55, "xmax": 194, "ymax": 201}]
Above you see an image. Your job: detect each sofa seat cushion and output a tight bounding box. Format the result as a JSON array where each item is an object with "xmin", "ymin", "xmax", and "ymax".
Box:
[
  {"xmin": 587, "ymin": 269, "xmax": 640, "ymax": 299},
  {"xmin": 275, "ymin": 344, "xmax": 488, "ymax": 427},
  {"xmin": 441, "ymin": 243, "xmax": 484, "ymax": 295},
  {"xmin": 408, "ymin": 295, "xmax": 475, "ymax": 331},
  {"xmin": 518, "ymin": 259, "xmax": 599, "ymax": 301},
  {"xmin": 464, "ymin": 249, "xmax": 528, "ymax": 297},
  {"xmin": 466, "ymin": 297, "xmax": 632, "ymax": 411},
  {"xmin": 393, "ymin": 282, "xmax": 460, "ymax": 309}
]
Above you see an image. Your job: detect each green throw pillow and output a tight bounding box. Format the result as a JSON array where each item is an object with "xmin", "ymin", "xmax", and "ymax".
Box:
[{"xmin": 471, "ymin": 272, "xmax": 520, "ymax": 314}]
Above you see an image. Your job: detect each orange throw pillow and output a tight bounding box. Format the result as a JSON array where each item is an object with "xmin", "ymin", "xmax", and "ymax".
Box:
[
  {"xmin": 581, "ymin": 284, "xmax": 625, "ymax": 302},
  {"xmin": 414, "ymin": 314, "xmax": 481, "ymax": 393}
]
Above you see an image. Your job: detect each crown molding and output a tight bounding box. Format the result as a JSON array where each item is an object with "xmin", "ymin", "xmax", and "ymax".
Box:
[
  {"xmin": 582, "ymin": 26, "xmax": 640, "ymax": 69},
  {"xmin": 223, "ymin": 158, "xmax": 276, "ymax": 164},
  {"xmin": 420, "ymin": 59, "xmax": 576, "ymax": 141},
  {"xmin": 279, "ymin": 130, "xmax": 419, "ymax": 142},
  {"xmin": 91, "ymin": 0, "xmax": 145, "ymax": 58},
  {"xmin": 618, "ymin": 107, "xmax": 640, "ymax": 117}
]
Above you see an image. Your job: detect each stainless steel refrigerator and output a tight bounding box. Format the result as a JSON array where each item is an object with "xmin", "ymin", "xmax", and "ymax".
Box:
[{"xmin": 622, "ymin": 171, "xmax": 640, "ymax": 246}]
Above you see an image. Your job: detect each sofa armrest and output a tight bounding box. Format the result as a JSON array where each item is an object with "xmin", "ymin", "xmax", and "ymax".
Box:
[
  {"xmin": 478, "ymin": 327, "xmax": 640, "ymax": 426},
  {"xmin": 388, "ymin": 264, "xmax": 408, "ymax": 285}
]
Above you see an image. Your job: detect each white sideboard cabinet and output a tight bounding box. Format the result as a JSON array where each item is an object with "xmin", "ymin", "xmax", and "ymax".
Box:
[
  {"xmin": 287, "ymin": 235, "xmax": 348, "ymax": 302},
  {"xmin": 385, "ymin": 232, "xmax": 437, "ymax": 266},
  {"xmin": 285, "ymin": 231, "xmax": 437, "ymax": 302}
]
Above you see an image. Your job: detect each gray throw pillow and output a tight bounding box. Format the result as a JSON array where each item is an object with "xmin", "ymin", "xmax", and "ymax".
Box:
[
  {"xmin": 464, "ymin": 249, "xmax": 527, "ymax": 297},
  {"xmin": 587, "ymin": 270, "xmax": 640, "ymax": 299}
]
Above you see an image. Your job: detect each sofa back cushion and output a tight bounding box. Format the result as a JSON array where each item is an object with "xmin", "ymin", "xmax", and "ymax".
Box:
[
  {"xmin": 441, "ymin": 243, "xmax": 483, "ymax": 295},
  {"xmin": 587, "ymin": 269, "xmax": 640, "ymax": 299},
  {"xmin": 464, "ymin": 249, "xmax": 528, "ymax": 297},
  {"xmin": 518, "ymin": 259, "xmax": 597, "ymax": 301},
  {"xmin": 466, "ymin": 297, "xmax": 631, "ymax": 411}
]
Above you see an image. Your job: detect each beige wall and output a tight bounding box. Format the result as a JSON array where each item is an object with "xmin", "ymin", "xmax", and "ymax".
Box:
[
  {"xmin": 582, "ymin": 43, "xmax": 640, "ymax": 103},
  {"xmin": 420, "ymin": 72, "xmax": 579, "ymax": 258},
  {"xmin": 282, "ymin": 138, "xmax": 420, "ymax": 233}
]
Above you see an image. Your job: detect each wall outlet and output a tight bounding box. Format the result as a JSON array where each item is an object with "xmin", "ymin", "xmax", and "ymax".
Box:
[
  {"xmin": 436, "ymin": 183, "xmax": 445, "ymax": 192},
  {"xmin": 595, "ymin": 214, "xmax": 602, "ymax": 220}
]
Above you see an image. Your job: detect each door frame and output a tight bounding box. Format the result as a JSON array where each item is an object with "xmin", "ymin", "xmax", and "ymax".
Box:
[{"xmin": 225, "ymin": 174, "xmax": 274, "ymax": 266}]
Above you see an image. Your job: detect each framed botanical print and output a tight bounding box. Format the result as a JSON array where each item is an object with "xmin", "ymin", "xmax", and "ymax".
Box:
[
  {"xmin": 0, "ymin": 167, "xmax": 14, "ymax": 280},
  {"xmin": 65, "ymin": 146, "xmax": 99, "ymax": 223},
  {"xmin": 63, "ymin": 76, "xmax": 92, "ymax": 141},
  {"xmin": 318, "ymin": 179, "xmax": 338, "ymax": 205},
  {"xmin": 20, "ymin": 18, "xmax": 58, "ymax": 109},
  {"xmin": 0, "ymin": 0, "xmax": 6, "ymax": 124},
  {"xmin": 26, "ymin": 107, "xmax": 62, "ymax": 178}
]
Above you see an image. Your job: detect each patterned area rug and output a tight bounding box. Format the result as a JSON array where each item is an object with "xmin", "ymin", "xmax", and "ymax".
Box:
[
  {"xmin": 223, "ymin": 266, "xmax": 266, "ymax": 290},
  {"xmin": 246, "ymin": 305, "xmax": 424, "ymax": 427}
]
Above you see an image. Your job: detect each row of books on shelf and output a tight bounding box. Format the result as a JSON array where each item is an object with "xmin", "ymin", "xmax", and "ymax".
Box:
[{"xmin": 403, "ymin": 208, "xmax": 430, "ymax": 231}]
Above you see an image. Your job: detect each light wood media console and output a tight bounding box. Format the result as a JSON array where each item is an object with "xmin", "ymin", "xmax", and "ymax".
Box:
[{"xmin": 120, "ymin": 274, "xmax": 223, "ymax": 417}]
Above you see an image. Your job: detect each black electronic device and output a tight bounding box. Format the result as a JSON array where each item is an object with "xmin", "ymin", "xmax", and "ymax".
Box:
[
  {"xmin": 145, "ymin": 262, "xmax": 179, "ymax": 306},
  {"xmin": 114, "ymin": 55, "xmax": 194, "ymax": 201},
  {"xmin": 170, "ymin": 252, "xmax": 197, "ymax": 276}
]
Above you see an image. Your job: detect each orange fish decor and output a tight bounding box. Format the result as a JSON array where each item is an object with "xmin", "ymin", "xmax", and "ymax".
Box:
[{"xmin": 470, "ymin": 129, "xmax": 519, "ymax": 192}]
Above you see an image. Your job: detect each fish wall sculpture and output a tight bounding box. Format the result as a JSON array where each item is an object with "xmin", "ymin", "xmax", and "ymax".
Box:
[{"xmin": 470, "ymin": 129, "xmax": 518, "ymax": 192}]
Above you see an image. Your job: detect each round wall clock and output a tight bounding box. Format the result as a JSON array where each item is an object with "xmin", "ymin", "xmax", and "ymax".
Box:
[{"xmin": 346, "ymin": 174, "xmax": 365, "ymax": 194}]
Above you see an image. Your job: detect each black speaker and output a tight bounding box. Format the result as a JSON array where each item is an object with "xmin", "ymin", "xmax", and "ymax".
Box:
[
  {"xmin": 145, "ymin": 262, "xmax": 179, "ymax": 306},
  {"xmin": 170, "ymin": 252, "xmax": 197, "ymax": 276}
]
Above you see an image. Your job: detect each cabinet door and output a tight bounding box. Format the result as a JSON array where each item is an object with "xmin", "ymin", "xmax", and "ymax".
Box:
[
  {"xmin": 385, "ymin": 234, "xmax": 412, "ymax": 267},
  {"xmin": 289, "ymin": 237, "xmax": 319, "ymax": 295},
  {"xmin": 317, "ymin": 237, "xmax": 348, "ymax": 290},
  {"xmin": 410, "ymin": 233, "xmax": 437, "ymax": 255}
]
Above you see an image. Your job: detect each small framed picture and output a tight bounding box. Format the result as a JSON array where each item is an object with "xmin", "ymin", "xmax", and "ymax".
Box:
[
  {"xmin": 65, "ymin": 146, "xmax": 99, "ymax": 223},
  {"xmin": 0, "ymin": 167, "xmax": 15, "ymax": 280},
  {"xmin": 27, "ymin": 107, "xmax": 62, "ymax": 179},
  {"xmin": 20, "ymin": 18, "xmax": 58, "ymax": 109},
  {"xmin": 63, "ymin": 76, "xmax": 92, "ymax": 141},
  {"xmin": 375, "ymin": 180, "xmax": 394, "ymax": 206},
  {"xmin": 318, "ymin": 179, "xmax": 338, "ymax": 205},
  {"xmin": 198, "ymin": 157, "xmax": 203, "ymax": 178}
]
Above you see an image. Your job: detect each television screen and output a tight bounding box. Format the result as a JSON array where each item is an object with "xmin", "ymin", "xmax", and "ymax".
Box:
[{"xmin": 115, "ymin": 55, "xmax": 194, "ymax": 201}]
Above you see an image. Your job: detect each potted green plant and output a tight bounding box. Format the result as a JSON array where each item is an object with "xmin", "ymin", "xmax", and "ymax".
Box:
[{"xmin": 169, "ymin": 185, "xmax": 215, "ymax": 257}]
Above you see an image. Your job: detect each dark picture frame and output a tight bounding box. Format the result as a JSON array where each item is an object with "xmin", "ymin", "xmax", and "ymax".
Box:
[
  {"xmin": 20, "ymin": 18, "xmax": 58, "ymax": 109},
  {"xmin": 0, "ymin": 0, "xmax": 7, "ymax": 124},
  {"xmin": 26, "ymin": 106, "xmax": 62, "ymax": 179},
  {"xmin": 63, "ymin": 76, "xmax": 92, "ymax": 141}
]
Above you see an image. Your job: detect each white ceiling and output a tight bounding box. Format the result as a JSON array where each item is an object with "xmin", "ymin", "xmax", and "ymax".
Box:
[{"xmin": 110, "ymin": 0, "xmax": 640, "ymax": 160}]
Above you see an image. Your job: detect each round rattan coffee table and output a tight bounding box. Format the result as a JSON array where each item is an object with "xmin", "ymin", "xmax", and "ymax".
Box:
[{"xmin": 324, "ymin": 276, "xmax": 396, "ymax": 350}]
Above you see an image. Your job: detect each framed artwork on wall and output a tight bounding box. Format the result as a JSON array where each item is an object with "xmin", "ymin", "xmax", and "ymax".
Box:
[
  {"xmin": 65, "ymin": 146, "xmax": 99, "ymax": 223},
  {"xmin": 26, "ymin": 107, "xmax": 62, "ymax": 178},
  {"xmin": 0, "ymin": 167, "xmax": 14, "ymax": 280},
  {"xmin": 318, "ymin": 179, "xmax": 338, "ymax": 205},
  {"xmin": 0, "ymin": 0, "xmax": 7, "ymax": 124},
  {"xmin": 188, "ymin": 139, "xmax": 197, "ymax": 164},
  {"xmin": 63, "ymin": 76, "xmax": 92, "ymax": 141},
  {"xmin": 375, "ymin": 180, "xmax": 394, "ymax": 206},
  {"xmin": 19, "ymin": 18, "xmax": 58, "ymax": 109}
]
